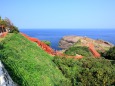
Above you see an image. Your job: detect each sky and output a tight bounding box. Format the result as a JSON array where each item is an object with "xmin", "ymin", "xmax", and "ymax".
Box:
[{"xmin": 0, "ymin": 0, "xmax": 115, "ymax": 29}]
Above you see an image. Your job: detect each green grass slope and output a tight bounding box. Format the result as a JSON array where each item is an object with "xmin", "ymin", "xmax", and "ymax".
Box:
[{"xmin": 0, "ymin": 33, "xmax": 70, "ymax": 86}]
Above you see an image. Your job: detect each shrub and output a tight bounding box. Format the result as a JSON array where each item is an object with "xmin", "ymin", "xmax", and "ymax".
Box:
[
  {"xmin": 41, "ymin": 40, "xmax": 51, "ymax": 46},
  {"xmin": 102, "ymin": 46, "xmax": 115, "ymax": 60},
  {"xmin": 9, "ymin": 25, "xmax": 19, "ymax": 33},
  {"xmin": 65, "ymin": 46, "xmax": 92, "ymax": 57},
  {"xmin": 53, "ymin": 56, "xmax": 115, "ymax": 86}
]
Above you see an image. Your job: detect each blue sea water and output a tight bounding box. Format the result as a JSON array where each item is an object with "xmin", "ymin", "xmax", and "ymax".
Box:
[{"xmin": 20, "ymin": 29, "xmax": 115, "ymax": 50}]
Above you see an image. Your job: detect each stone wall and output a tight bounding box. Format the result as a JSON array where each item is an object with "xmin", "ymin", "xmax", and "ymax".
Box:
[{"xmin": 0, "ymin": 61, "xmax": 16, "ymax": 86}]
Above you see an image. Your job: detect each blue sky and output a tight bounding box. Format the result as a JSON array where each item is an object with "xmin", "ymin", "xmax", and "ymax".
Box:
[{"xmin": 0, "ymin": 0, "xmax": 115, "ymax": 29}]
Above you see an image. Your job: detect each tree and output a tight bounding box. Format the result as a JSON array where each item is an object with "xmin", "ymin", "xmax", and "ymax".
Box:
[
  {"xmin": 4, "ymin": 17, "xmax": 13, "ymax": 27},
  {"xmin": 0, "ymin": 18, "xmax": 7, "ymax": 27},
  {"xmin": 9, "ymin": 25, "xmax": 19, "ymax": 33},
  {"xmin": 0, "ymin": 16, "xmax": 1, "ymax": 21},
  {"xmin": 0, "ymin": 16, "xmax": 19, "ymax": 33},
  {"xmin": 103, "ymin": 46, "xmax": 115, "ymax": 60}
]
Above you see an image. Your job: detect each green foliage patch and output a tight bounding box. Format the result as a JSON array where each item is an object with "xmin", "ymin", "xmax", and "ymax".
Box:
[
  {"xmin": 65, "ymin": 46, "xmax": 92, "ymax": 57},
  {"xmin": 41, "ymin": 40, "xmax": 51, "ymax": 46},
  {"xmin": 102, "ymin": 46, "xmax": 115, "ymax": 60},
  {"xmin": 9, "ymin": 25, "xmax": 19, "ymax": 33},
  {"xmin": 53, "ymin": 56, "xmax": 115, "ymax": 86}
]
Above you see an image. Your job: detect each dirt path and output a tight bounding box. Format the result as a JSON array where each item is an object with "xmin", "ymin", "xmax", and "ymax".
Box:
[{"xmin": 88, "ymin": 43, "xmax": 100, "ymax": 58}]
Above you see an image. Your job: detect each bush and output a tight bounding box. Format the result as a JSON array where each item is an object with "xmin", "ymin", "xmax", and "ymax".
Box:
[
  {"xmin": 102, "ymin": 46, "xmax": 115, "ymax": 60},
  {"xmin": 9, "ymin": 25, "xmax": 19, "ymax": 33},
  {"xmin": 53, "ymin": 56, "xmax": 115, "ymax": 86},
  {"xmin": 41, "ymin": 40, "xmax": 51, "ymax": 46},
  {"xmin": 65, "ymin": 46, "xmax": 92, "ymax": 57}
]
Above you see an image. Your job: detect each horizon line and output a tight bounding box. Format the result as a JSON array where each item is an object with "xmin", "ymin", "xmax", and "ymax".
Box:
[{"xmin": 19, "ymin": 28, "xmax": 115, "ymax": 30}]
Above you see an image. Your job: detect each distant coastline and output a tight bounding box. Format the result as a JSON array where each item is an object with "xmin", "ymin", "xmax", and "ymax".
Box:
[{"xmin": 20, "ymin": 29, "xmax": 115, "ymax": 50}]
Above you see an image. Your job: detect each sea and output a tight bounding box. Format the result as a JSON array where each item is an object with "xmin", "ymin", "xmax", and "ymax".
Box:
[{"xmin": 20, "ymin": 29, "xmax": 115, "ymax": 50}]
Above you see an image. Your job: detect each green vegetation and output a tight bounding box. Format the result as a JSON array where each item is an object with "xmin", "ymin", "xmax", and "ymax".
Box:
[
  {"xmin": 73, "ymin": 39, "xmax": 81, "ymax": 47},
  {"xmin": 102, "ymin": 46, "xmax": 115, "ymax": 60},
  {"xmin": 0, "ymin": 29, "xmax": 115, "ymax": 86},
  {"xmin": 0, "ymin": 16, "xmax": 19, "ymax": 33},
  {"xmin": 41, "ymin": 40, "xmax": 51, "ymax": 46},
  {"xmin": 53, "ymin": 56, "xmax": 115, "ymax": 86},
  {"xmin": 0, "ymin": 33, "xmax": 70, "ymax": 86},
  {"xmin": 9, "ymin": 25, "xmax": 19, "ymax": 33},
  {"xmin": 65, "ymin": 46, "xmax": 92, "ymax": 57}
]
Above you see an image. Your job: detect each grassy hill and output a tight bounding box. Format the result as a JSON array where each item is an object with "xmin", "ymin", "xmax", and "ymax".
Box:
[{"xmin": 0, "ymin": 33, "xmax": 70, "ymax": 86}]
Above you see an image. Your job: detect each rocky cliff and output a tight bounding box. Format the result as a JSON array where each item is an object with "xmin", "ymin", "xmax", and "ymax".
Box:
[{"xmin": 59, "ymin": 36, "xmax": 114, "ymax": 52}]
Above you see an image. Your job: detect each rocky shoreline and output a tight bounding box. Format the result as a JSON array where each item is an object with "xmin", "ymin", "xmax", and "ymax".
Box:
[{"xmin": 59, "ymin": 35, "xmax": 114, "ymax": 52}]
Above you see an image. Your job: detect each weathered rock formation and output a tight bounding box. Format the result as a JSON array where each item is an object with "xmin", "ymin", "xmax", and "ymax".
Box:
[{"xmin": 59, "ymin": 36, "xmax": 114, "ymax": 52}]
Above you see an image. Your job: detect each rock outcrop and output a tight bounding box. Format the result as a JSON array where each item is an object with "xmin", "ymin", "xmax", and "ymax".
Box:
[{"xmin": 59, "ymin": 35, "xmax": 114, "ymax": 52}]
